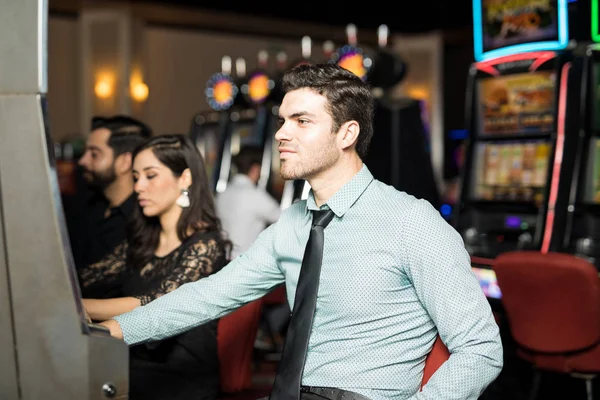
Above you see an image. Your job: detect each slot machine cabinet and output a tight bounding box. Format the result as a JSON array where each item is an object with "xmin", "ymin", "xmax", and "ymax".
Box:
[
  {"xmin": 0, "ymin": 0, "xmax": 129, "ymax": 398},
  {"xmin": 193, "ymin": 58, "xmax": 238, "ymax": 194},
  {"xmin": 214, "ymin": 54, "xmax": 275, "ymax": 195},
  {"xmin": 560, "ymin": 46, "xmax": 600, "ymax": 268},
  {"xmin": 454, "ymin": 51, "xmax": 582, "ymax": 262},
  {"xmin": 457, "ymin": 0, "xmax": 587, "ymax": 307}
]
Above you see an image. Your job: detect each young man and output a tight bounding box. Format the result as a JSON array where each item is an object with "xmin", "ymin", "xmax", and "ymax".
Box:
[
  {"xmin": 66, "ymin": 115, "xmax": 151, "ymax": 298},
  {"xmin": 100, "ymin": 64, "xmax": 503, "ymax": 400}
]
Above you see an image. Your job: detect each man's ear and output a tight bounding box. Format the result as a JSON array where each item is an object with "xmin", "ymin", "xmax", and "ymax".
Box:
[
  {"xmin": 115, "ymin": 152, "xmax": 132, "ymax": 175},
  {"xmin": 338, "ymin": 120, "xmax": 360, "ymax": 151},
  {"xmin": 179, "ymin": 168, "xmax": 192, "ymax": 189}
]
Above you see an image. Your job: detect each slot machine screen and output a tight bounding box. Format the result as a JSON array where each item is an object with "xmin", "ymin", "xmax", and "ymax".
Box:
[
  {"xmin": 477, "ymin": 71, "xmax": 556, "ymax": 136},
  {"xmin": 470, "ymin": 139, "xmax": 551, "ymax": 204},
  {"xmin": 472, "ymin": 267, "xmax": 502, "ymax": 299},
  {"xmin": 474, "ymin": 0, "xmax": 567, "ymax": 60},
  {"xmin": 584, "ymin": 138, "xmax": 600, "ymax": 204}
]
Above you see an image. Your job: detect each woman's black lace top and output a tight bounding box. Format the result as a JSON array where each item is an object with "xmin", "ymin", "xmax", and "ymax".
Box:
[{"xmin": 78, "ymin": 230, "xmax": 226, "ymax": 304}]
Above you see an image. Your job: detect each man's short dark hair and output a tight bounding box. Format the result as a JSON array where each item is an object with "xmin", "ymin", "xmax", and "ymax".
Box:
[
  {"xmin": 233, "ymin": 145, "xmax": 264, "ymax": 175},
  {"xmin": 282, "ymin": 63, "xmax": 374, "ymax": 160},
  {"xmin": 91, "ymin": 115, "xmax": 152, "ymax": 157}
]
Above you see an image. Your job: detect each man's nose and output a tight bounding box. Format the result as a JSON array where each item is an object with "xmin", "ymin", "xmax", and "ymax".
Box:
[{"xmin": 274, "ymin": 125, "xmax": 290, "ymax": 142}]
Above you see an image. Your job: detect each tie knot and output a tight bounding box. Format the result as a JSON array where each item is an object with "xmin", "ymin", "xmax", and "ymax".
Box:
[{"xmin": 311, "ymin": 209, "xmax": 335, "ymax": 228}]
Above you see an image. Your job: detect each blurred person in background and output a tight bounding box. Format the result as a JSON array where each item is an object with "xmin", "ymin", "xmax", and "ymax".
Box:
[
  {"xmin": 65, "ymin": 115, "xmax": 152, "ymax": 298},
  {"xmin": 215, "ymin": 144, "xmax": 286, "ymax": 350}
]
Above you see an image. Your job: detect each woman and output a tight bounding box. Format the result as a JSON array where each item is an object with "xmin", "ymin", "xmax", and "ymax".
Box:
[{"xmin": 79, "ymin": 134, "xmax": 230, "ymax": 400}]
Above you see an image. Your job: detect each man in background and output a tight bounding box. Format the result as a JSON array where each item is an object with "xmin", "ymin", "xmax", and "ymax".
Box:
[
  {"xmin": 216, "ymin": 144, "xmax": 282, "ymax": 259},
  {"xmin": 65, "ymin": 115, "xmax": 152, "ymax": 298},
  {"xmin": 216, "ymin": 145, "xmax": 287, "ymax": 349}
]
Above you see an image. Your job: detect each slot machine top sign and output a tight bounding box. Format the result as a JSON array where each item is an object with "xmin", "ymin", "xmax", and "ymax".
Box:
[
  {"xmin": 331, "ymin": 44, "xmax": 372, "ymax": 81},
  {"xmin": 473, "ymin": 0, "xmax": 569, "ymax": 61},
  {"xmin": 244, "ymin": 71, "xmax": 274, "ymax": 105},
  {"xmin": 205, "ymin": 72, "xmax": 238, "ymax": 111}
]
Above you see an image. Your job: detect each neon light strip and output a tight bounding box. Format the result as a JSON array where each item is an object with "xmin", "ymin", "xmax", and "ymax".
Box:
[
  {"xmin": 529, "ymin": 52, "xmax": 558, "ymax": 71},
  {"xmin": 473, "ymin": 0, "xmax": 569, "ymax": 61},
  {"xmin": 541, "ymin": 62, "xmax": 571, "ymax": 254},
  {"xmin": 593, "ymin": 0, "xmax": 600, "ymax": 42},
  {"xmin": 475, "ymin": 51, "xmax": 557, "ymax": 75}
]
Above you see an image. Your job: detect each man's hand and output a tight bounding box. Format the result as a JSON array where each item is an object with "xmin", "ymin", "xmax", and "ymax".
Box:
[{"xmin": 99, "ymin": 319, "xmax": 124, "ymax": 341}]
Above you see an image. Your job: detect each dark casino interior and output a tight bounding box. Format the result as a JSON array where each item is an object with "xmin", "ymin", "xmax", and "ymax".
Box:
[{"xmin": 1, "ymin": 0, "xmax": 600, "ymax": 399}]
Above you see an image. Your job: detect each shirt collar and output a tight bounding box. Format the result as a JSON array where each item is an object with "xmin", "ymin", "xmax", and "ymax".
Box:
[{"xmin": 306, "ymin": 164, "xmax": 374, "ymax": 217}]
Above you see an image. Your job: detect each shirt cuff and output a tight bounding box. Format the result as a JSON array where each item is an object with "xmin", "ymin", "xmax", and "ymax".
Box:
[{"xmin": 113, "ymin": 306, "xmax": 152, "ymax": 345}]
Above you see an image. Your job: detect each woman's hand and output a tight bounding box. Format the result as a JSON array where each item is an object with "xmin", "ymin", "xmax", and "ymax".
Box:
[{"xmin": 82, "ymin": 297, "xmax": 141, "ymax": 322}]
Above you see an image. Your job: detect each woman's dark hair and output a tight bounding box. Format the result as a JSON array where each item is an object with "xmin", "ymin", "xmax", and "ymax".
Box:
[
  {"xmin": 126, "ymin": 134, "xmax": 231, "ymax": 269},
  {"xmin": 281, "ymin": 63, "xmax": 375, "ymax": 160}
]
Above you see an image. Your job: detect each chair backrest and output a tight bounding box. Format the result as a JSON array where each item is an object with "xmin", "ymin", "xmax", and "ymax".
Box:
[
  {"xmin": 421, "ymin": 335, "xmax": 450, "ymax": 389},
  {"xmin": 263, "ymin": 284, "xmax": 286, "ymax": 305},
  {"xmin": 494, "ymin": 251, "xmax": 600, "ymax": 353},
  {"xmin": 217, "ymin": 298, "xmax": 264, "ymax": 393}
]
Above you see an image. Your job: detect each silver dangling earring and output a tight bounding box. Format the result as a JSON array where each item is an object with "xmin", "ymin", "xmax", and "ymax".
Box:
[{"xmin": 176, "ymin": 188, "xmax": 190, "ymax": 208}]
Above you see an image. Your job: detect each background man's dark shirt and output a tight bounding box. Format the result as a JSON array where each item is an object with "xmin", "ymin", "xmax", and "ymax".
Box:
[{"xmin": 64, "ymin": 189, "xmax": 136, "ymax": 299}]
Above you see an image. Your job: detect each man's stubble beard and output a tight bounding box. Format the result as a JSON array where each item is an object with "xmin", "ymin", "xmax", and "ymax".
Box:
[{"xmin": 278, "ymin": 146, "xmax": 339, "ymax": 181}]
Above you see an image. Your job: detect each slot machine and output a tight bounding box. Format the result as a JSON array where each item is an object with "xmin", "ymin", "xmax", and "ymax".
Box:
[
  {"xmin": 454, "ymin": 0, "xmax": 584, "ymax": 306},
  {"xmin": 0, "ymin": 0, "xmax": 129, "ymax": 398},
  {"xmin": 191, "ymin": 56, "xmax": 238, "ymax": 193},
  {"xmin": 558, "ymin": 2, "xmax": 600, "ymax": 269},
  {"xmin": 214, "ymin": 53, "xmax": 276, "ymax": 194}
]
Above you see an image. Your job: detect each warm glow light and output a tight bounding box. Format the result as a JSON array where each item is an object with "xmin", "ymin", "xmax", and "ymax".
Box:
[
  {"xmin": 94, "ymin": 79, "xmax": 113, "ymax": 99},
  {"xmin": 130, "ymin": 82, "xmax": 149, "ymax": 102},
  {"xmin": 131, "ymin": 83, "xmax": 149, "ymax": 101},
  {"xmin": 130, "ymin": 68, "xmax": 149, "ymax": 102},
  {"xmin": 406, "ymin": 86, "xmax": 429, "ymax": 100}
]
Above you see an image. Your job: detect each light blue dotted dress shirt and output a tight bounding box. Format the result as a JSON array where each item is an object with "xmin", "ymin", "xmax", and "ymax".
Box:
[{"xmin": 114, "ymin": 165, "xmax": 503, "ymax": 400}]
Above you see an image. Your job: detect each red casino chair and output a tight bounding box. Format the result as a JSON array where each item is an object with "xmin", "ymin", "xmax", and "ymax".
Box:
[
  {"xmin": 493, "ymin": 250, "xmax": 600, "ymax": 400},
  {"xmin": 217, "ymin": 297, "xmax": 265, "ymax": 395},
  {"xmin": 420, "ymin": 335, "xmax": 450, "ymax": 389}
]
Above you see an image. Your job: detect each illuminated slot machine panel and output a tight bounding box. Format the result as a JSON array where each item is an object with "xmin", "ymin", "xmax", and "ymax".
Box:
[
  {"xmin": 455, "ymin": 51, "xmax": 580, "ymax": 263},
  {"xmin": 459, "ymin": 0, "xmax": 586, "ymax": 306}
]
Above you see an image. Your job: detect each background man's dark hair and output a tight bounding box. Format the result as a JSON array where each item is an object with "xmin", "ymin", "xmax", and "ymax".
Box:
[
  {"xmin": 91, "ymin": 115, "xmax": 152, "ymax": 157},
  {"xmin": 233, "ymin": 145, "xmax": 264, "ymax": 175}
]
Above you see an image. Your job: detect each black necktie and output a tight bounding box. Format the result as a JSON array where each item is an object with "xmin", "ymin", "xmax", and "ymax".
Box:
[{"xmin": 269, "ymin": 209, "xmax": 336, "ymax": 400}]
